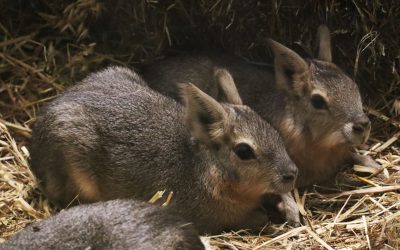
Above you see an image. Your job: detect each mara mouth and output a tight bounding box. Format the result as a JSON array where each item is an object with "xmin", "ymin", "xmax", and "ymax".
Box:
[{"xmin": 269, "ymin": 178, "xmax": 295, "ymax": 194}]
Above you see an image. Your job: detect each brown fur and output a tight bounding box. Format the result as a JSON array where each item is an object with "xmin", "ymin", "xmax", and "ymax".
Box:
[
  {"xmin": 68, "ymin": 166, "xmax": 102, "ymax": 202},
  {"xmin": 201, "ymin": 164, "xmax": 268, "ymax": 229},
  {"xmin": 29, "ymin": 67, "xmax": 297, "ymax": 234},
  {"xmin": 143, "ymin": 26, "xmax": 376, "ymax": 188},
  {"xmin": 280, "ymin": 117, "xmax": 350, "ymax": 186},
  {"xmin": 214, "ymin": 68, "xmax": 243, "ymax": 105},
  {"xmin": 141, "ymin": 26, "xmax": 379, "ymax": 226},
  {"xmin": 316, "ymin": 25, "xmax": 332, "ymax": 62}
]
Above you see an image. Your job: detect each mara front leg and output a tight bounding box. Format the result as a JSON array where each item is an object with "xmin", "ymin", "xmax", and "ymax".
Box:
[
  {"xmin": 350, "ymin": 152, "xmax": 381, "ymax": 169},
  {"xmin": 278, "ymin": 192, "xmax": 301, "ymax": 227}
]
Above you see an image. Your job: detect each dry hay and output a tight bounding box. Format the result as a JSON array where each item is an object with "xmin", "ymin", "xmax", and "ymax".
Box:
[{"xmin": 0, "ymin": 0, "xmax": 399, "ymax": 249}]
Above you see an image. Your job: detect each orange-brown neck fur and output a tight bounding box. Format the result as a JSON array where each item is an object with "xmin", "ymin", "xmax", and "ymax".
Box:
[
  {"xmin": 203, "ymin": 165, "xmax": 265, "ymax": 224},
  {"xmin": 280, "ymin": 119, "xmax": 351, "ymax": 187}
]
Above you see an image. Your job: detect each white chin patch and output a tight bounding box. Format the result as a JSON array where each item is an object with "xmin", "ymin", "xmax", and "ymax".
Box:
[{"xmin": 343, "ymin": 122, "xmax": 363, "ymax": 146}]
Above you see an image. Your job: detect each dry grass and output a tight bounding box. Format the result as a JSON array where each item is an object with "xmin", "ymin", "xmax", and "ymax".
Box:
[{"xmin": 0, "ymin": 0, "xmax": 399, "ymax": 249}]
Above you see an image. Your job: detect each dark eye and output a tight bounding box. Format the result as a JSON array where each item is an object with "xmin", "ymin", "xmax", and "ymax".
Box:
[
  {"xmin": 311, "ymin": 94, "xmax": 328, "ymax": 110},
  {"xmin": 233, "ymin": 143, "xmax": 256, "ymax": 160}
]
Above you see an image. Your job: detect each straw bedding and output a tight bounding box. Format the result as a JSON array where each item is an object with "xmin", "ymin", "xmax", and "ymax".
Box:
[{"xmin": 0, "ymin": 1, "xmax": 399, "ymax": 249}]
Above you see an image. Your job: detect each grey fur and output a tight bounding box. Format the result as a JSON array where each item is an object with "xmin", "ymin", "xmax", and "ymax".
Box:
[
  {"xmin": 29, "ymin": 66, "xmax": 297, "ymax": 234},
  {"xmin": 142, "ymin": 57, "xmax": 303, "ymax": 225},
  {"xmin": 142, "ymin": 27, "xmax": 376, "ymax": 188},
  {"xmin": 0, "ymin": 199, "xmax": 204, "ymax": 250},
  {"xmin": 141, "ymin": 26, "xmax": 379, "ymax": 226}
]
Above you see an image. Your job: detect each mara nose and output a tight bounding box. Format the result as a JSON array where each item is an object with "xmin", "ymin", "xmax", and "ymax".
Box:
[
  {"xmin": 281, "ymin": 164, "xmax": 298, "ymax": 183},
  {"xmin": 352, "ymin": 115, "xmax": 371, "ymax": 134}
]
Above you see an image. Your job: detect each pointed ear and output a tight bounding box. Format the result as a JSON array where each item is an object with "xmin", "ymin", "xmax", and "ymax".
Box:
[
  {"xmin": 214, "ymin": 68, "xmax": 243, "ymax": 105},
  {"xmin": 268, "ymin": 39, "xmax": 311, "ymax": 96},
  {"xmin": 180, "ymin": 83, "xmax": 229, "ymax": 144},
  {"xmin": 316, "ymin": 25, "xmax": 332, "ymax": 62}
]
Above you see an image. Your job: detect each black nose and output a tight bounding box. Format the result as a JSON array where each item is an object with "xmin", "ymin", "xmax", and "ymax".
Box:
[
  {"xmin": 282, "ymin": 174, "xmax": 295, "ymax": 182},
  {"xmin": 282, "ymin": 166, "xmax": 298, "ymax": 183},
  {"xmin": 352, "ymin": 115, "xmax": 371, "ymax": 134}
]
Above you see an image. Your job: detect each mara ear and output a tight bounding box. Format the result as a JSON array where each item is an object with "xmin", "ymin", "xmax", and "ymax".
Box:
[
  {"xmin": 214, "ymin": 67, "xmax": 243, "ymax": 105},
  {"xmin": 316, "ymin": 25, "xmax": 332, "ymax": 62},
  {"xmin": 268, "ymin": 39, "xmax": 311, "ymax": 97},
  {"xmin": 180, "ymin": 83, "xmax": 229, "ymax": 144}
]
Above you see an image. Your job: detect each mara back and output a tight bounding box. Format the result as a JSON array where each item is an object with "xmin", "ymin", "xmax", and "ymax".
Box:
[{"xmin": 0, "ymin": 199, "xmax": 204, "ymax": 250}]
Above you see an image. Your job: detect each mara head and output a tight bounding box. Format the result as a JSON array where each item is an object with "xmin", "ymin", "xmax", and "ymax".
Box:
[
  {"xmin": 269, "ymin": 25, "xmax": 370, "ymax": 147},
  {"xmin": 180, "ymin": 69, "xmax": 297, "ymax": 196}
]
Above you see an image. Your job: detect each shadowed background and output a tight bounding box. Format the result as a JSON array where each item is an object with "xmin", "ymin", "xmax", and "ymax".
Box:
[{"xmin": 0, "ymin": 0, "xmax": 399, "ymax": 248}]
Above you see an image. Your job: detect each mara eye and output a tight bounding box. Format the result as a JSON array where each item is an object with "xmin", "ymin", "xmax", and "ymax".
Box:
[
  {"xmin": 310, "ymin": 94, "xmax": 328, "ymax": 110},
  {"xmin": 233, "ymin": 143, "xmax": 256, "ymax": 160}
]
